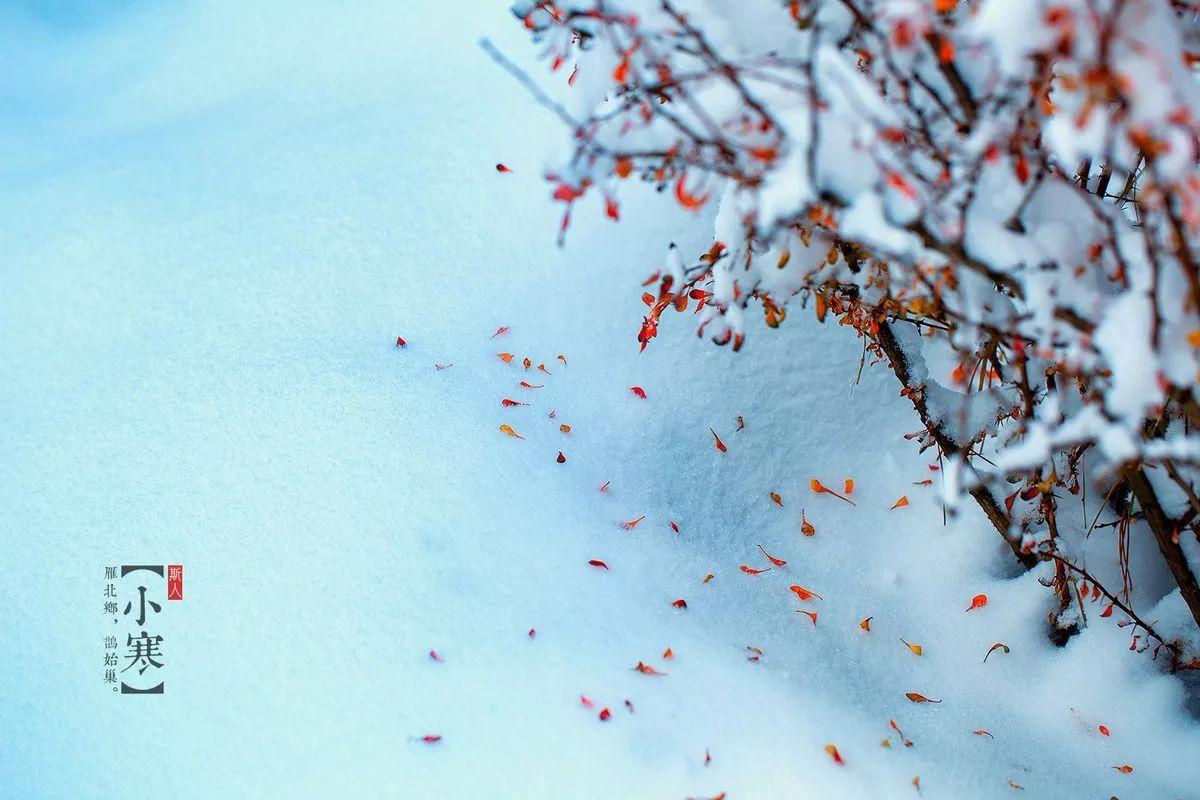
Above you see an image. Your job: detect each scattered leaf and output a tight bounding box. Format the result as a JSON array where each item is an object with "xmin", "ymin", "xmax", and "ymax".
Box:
[
  {"xmin": 588, "ymin": 559, "xmax": 609, "ymax": 570},
  {"xmin": 891, "ymin": 495, "xmax": 910, "ymax": 509},
  {"xmin": 1111, "ymin": 765, "xmax": 1133, "ymax": 774},
  {"xmin": 634, "ymin": 661, "xmax": 666, "ymax": 676},
  {"xmin": 974, "ymin": 729, "xmax": 993, "ymax": 739},
  {"xmin": 770, "ymin": 491, "xmax": 783, "ymax": 507},
  {"xmin": 810, "ymin": 478, "xmax": 855, "ymax": 505},
  {"xmin": 901, "ymin": 638, "xmax": 923, "ymax": 656},
  {"xmin": 560, "ymin": 424, "xmax": 571, "ymax": 433},
  {"xmin": 824, "ymin": 744, "xmax": 845, "ymax": 765},
  {"xmin": 757, "ymin": 544, "xmax": 787, "ymax": 566},
  {"xmin": 499, "ymin": 424, "xmax": 524, "ymax": 439},
  {"xmin": 672, "ymin": 598, "xmax": 688, "ymax": 609},
  {"xmin": 395, "ymin": 336, "xmax": 407, "ymax": 347},
  {"xmin": 556, "ymin": 451, "xmax": 566, "ymax": 463},
  {"xmin": 598, "ymin": 707, "xmax": 611, "ymax": 722},
  {"xmin": 1098, "ymin": 725, "xmax": 1110, "ymax": 736},
  {"xmin": 740, "ymin": 565, "xmax": 772, "ymax": 575},
  {"xmin": 789, "ymin": 584, "xmax": 822, "ymax": 601},
  {"xmin": 801, "ymin": 510, "xmax": 816, "ymax": 537},
  {"xmin": 490, "ymin": 325, "xmax": 509, "ymax": 338},
  {"xmin": 905, "ymin": 692, "xmax": 941, "ymax": 703},
  {"xmin": 966, "ymin": 594, "xmax": 988, "ymax": 611},
  {"xmin": 580, "ymin": 695, "xmax": 594, "ymax": 709},
  {"xmin": 710, "ymin": 428, "xmax": 727, "ymax": 453},
  {"xmin": 702, "ymin": 573, "xmax": 714, "ymax": 584},
  {"xmin": 860, "ymin": 616, "xmax": 873, "ymax": 631},
  {"xmin": 843, "ymin": 478, "xmax": 855, "ymax": 495},
  {"xmin": 983, "ymin": 642, "xmax": 1010, "ymax": 663},
  {"xmin": 621, "ymin": 515, "xmax": 646, "ymax": 530},
  {"xmin": 495, "ymin": 163, "xmax": 511, "ymax": 173},
  {"xmin": 429, "ymin": 649, "xmax": 442, "ymax": 662},
  {"xmin": 797, "ymin": 609, "xmax": 818, "ymax": 625},
  {"xmin": 501, "ymin": 398, "xmax": 529, "ymax": 407},
  {"xmin": 630, "ymin": 386, "xmax": 647, "ymax": 399},
  {"xmin": 420, "ymin": 735, "xmax": 442, "ymax": 744},
  {"xmin": 498, "ymin": 353, "xmax": 515, "ymax": 363}
]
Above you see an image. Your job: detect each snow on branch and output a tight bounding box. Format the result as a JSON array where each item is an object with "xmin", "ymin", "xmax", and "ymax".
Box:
[{"xmin": 502, "ymin": 0, "xmax": 1200, "ymax": 661}]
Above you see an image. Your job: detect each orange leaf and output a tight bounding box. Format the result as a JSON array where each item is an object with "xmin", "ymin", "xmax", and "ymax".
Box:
[
  {"xmin": 501, "ymin": 398, "xmax": 529, "ymax": 407},
  {"xmin": 789, "ymin": 584, "xmax": 822, "ymax": 601},
  {"xmin": 498, "ymin": 352, "xmax": 515, "ymax": 363},
  {"xmin": 810, "ymin": 478, "xmax": 855, "ymax": 505},
  {"xmin": 797, "ymin": 609, "xmax": 818, "ymax": 625},
  {"xmin": 890, "ymin": 495, "xmax": 909, "ymax": 509},
  {"xmin": 560, "ymin": 424, "xmax": 571, "ymax": 433},
  {"xmin": 702, "ymin": 573, "xmax": 714, "ymax": 584},
  {"xmin": 633, "ymin": 661, "xmax": 666, "ymax": 676},
  {"xmin": 974, "ymin": 729, "xmax": 994, "ymax": 738},
  {"xmin": 1111, "ymin": 765, "xmax": 1133, "ymax": 774},
  {"xmin": 905, "ymin": 692, "xmax": 941, "ymax": 703},
  {"xmin": 663, "ymin": 647, "xmax": 673, "ymax": 659},
  {"xmin": 614, "ymin": 157, "xmax": 633, "ymax": 179},
  {"xmin": 1098, "ymin": 725, "xmax": 1110, "ymax": 736},
  {"xmin": 674, "ymin": 172, "xmax": 711, "ymax": 211},
  {"xmin": 901, "ymin": 638, "xmax": 923, "ymax": 656},
  {"xmin": 740, "ymin": 565, "xmax": 772, "ymax": 575},
  {"xmin": 966, "ymin": 593, "xmax": 987, "ymax": 611},
  {"xmin": 843, "ymin": 478, "xmax": 854, "ymax": 495},
  {"xmin": 710, "ymin": 428, "xmax": 727, "ymax": 453},
  {"xmin": 770, "ymin": 491, "xmax": 783, "ymax": 507},
  {"xmin": 757, "ymin": 544, "xmax": 787, "ymax": 567},
  {"xmin": 859, "ymin": 616, "xmax": 872, "ymax": 631},
  {"xmin": 490, "ymin": 325, "xmax": 509, "ymax": 338},
  {"xmin": 621, "ymin": 515, "xmax": 646, "ymax": 530},
  {"xmin": 824, "ymin": 744, "xmax": 844, "ymax": 765},
  {"xmin": 800, "ymin": 510, "xmax": 815, "ymax": 537},
  {"xmin": 495, "ymin": 163, "xmax": 512, "ymax": 173},
  {"xmin": 499, "ymin": 424, "xmax": 524, "ymax": 439}
]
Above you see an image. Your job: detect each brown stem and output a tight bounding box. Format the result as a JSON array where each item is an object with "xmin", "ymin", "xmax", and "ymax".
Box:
[
  {"xmin": 1125, "ymin": 467, "xmax": 1200, "ymax": 628},
  {"xmin": 875, "ymin": 321, "xmax": 1037, "ymax": 569}
]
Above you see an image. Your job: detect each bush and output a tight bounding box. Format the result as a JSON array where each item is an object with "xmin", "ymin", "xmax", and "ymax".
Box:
[{"xmin": 498, "ymin": 0, "xmax": 1200, "ymax": 667}]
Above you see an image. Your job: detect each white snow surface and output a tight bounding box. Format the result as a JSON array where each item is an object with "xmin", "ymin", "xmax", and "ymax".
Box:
[{"xmin": 1, "ymin": 2, "xmax": 1198, "ymax": 798}]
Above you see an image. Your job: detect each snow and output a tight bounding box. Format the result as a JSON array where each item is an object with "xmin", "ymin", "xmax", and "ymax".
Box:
[{"xmin": 1, "ymin": 1, "xmax": 1199, "ymax": 798}]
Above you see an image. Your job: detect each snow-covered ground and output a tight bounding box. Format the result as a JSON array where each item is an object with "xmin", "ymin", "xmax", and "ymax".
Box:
[{"xmin": 2, "ymin": 2, "xmax": 1198, "ymax": 797}]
